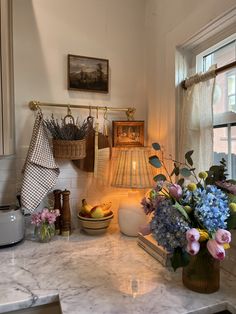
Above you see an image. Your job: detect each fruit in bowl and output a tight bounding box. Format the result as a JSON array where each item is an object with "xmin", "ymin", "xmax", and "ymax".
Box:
[
  {"xmin": 78, "ymin": 199, "xmax": 114, "ymax": 235},
  {"xmin": 79, "ymin": 199, "xmax": 112, "ymax": 218}
]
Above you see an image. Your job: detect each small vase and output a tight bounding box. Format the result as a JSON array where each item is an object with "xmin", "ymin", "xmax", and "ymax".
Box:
[
  {"xmin": 182, "ymin": 245, "xmax": 220, "ymax": 293},
  {"xmin": 34, "ymin": 223, "xmax": 55, "ymax": 243}
]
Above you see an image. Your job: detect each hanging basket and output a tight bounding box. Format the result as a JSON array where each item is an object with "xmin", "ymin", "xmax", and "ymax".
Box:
[{"xmin": 52, "ymin": 138, "xmax": 86, "ymax": 160}]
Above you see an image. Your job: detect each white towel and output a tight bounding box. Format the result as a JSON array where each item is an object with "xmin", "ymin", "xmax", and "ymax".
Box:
[{"xmin": 21, "ymin": 111, "xmax": 60, "ymax": 213}]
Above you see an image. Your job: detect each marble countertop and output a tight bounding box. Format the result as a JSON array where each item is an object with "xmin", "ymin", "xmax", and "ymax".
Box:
[{"xmin": 0, "ymin": 224, "xmax": 236, "ymax": 314}]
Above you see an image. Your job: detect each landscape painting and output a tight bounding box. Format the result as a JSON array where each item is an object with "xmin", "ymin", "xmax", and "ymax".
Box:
[{"xmin": 68, "ymin": 54, "xmax": 109, "ymax": 93}]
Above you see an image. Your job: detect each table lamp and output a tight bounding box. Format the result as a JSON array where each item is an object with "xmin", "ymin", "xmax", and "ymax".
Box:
[{"xmin": 111, "ymin": 147, "xmax": 155, "ymax": 236}]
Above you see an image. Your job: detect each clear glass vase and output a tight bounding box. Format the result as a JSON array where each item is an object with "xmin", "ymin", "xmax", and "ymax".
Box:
[
  {"xmin": 34, "ymin": 223, "xmax": 55, "ymax": 243},
  {"xmin": 182, "ymin": 245, "xmax": 220, "ymax": 293}
]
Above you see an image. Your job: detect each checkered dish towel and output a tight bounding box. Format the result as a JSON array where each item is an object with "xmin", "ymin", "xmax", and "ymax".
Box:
[{"xmin": 21, "ymin": 111, "xmax": 60, "ymax": 213}]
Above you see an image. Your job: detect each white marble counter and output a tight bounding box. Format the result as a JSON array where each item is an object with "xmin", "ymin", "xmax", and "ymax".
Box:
[{"xmin": 0, "ymin": 224, "xmax": 236, "ymax": 314}]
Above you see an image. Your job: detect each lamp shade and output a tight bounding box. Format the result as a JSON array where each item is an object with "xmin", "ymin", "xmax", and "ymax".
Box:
[
  {"xmin": 111, "ymin": 147, "xmax": 156, "ymax": 237},
  {"xmin": 111, "ymin": 147, "xmax": 155, "ymax": 189}
]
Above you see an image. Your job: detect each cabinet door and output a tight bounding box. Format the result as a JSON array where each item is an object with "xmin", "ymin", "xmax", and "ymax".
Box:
[{"xmin": 0, "ymin": 0, "xmax": 14, "ymax": 156}]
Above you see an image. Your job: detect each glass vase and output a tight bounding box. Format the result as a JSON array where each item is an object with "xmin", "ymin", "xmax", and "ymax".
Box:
[
  {"xmin": 182, "ymin": 245, "xmax": 220, "ymax": 293},
  {"xmin": 34, "ymin": 223, "xmax": 55, "ymax": 243}
]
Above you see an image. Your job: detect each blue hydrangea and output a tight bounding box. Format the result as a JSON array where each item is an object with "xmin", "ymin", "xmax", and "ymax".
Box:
[
  {"xmin": 193, "ymin": 185, "xmax": 230, "ymax": 232},
  {"xmin": 150, "ymin": 199, "xmax": 190, "ymax": 253}
]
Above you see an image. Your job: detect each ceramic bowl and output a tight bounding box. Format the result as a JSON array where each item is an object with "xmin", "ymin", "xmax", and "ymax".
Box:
[{"xmin": 77, "ymin": 212, "xmax": 114, "ymax": 235}]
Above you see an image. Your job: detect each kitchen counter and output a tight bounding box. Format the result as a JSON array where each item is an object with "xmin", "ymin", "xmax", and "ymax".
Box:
[{"xmin": 0, "ymin": 224, "xmax": 236, "ymax": 314}]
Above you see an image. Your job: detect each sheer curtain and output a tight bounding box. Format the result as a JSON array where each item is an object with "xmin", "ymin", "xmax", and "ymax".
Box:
[{"xmin": 179, "ymin": 68, "xmax": 216, "ymax": 174}]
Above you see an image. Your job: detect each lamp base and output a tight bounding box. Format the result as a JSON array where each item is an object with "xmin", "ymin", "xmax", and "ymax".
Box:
[{"xmin": 118, "ymin": 191, "xmax": 147, "ymax": 237}]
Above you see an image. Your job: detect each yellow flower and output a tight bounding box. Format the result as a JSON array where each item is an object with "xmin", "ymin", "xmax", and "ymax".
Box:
[
  {"xmin": 229, "ymin": 203, "xmax": 236, "ymax": 212},
  {"xmin": 197, "ymin": 228, "xmax": 209, "ymax": 242},
  {"xmin": 187, "ymin": 183, "xmax": 197, "ymax": 192},
  {"xmin": 198, "ymin": 171, "xmax": 208, "ymax": 180},
  {"xmin": 223, "ymin": 243, "xmax": 230, "ymax": 250},
  {"xmin": 184, "ymin": 205, "xmax": 193, "ymax": 214}
]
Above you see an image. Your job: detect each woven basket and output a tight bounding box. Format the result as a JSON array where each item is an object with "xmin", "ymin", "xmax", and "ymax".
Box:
[{"xmin": 53, "ymin": 138, "xmax": 86, "ymax": 160}]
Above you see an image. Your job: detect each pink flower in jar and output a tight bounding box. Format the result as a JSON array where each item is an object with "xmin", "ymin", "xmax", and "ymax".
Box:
[
  {"xmin": 168, "ymin": 184, "xmax": 182, "ymax": 200},
  {"xmin": 186, "ymin": 228, "xmax": 200, "ymax": 242},
  {"xmin": 215, "ymin": 229, "xmax": 231, "ymax": 244},
  {"xmin": 186, "ymin": 241, "xmax": 200, "ymax": 255},
  {"xmin": 207, "ymin": 239, "xmax": 225, "ymax": 260}
]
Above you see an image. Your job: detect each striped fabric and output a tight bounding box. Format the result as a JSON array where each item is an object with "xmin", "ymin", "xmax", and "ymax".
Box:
[
  {"xmin": 111, "ymin": 148, "xmax": 156, "ymax": 189},
  {"xmin": 21, "ymin": 111, "xmax": 60, "ymax": 213}
]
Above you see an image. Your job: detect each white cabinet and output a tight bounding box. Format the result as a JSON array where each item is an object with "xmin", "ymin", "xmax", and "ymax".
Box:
[{"xmin": 0, "ymin": 0, "xmax": 14, "ymax": 155}]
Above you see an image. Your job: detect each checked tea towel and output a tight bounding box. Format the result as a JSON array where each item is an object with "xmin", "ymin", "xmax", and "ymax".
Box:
[{"xmin": 21, "ymin": 111, "xmax": 60, "ymax": 213}]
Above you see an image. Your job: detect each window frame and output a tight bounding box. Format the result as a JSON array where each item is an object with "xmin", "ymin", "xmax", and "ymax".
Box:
[{"xmin": 196, "ymin": 33, "xmax": 236, "ymax": 178}]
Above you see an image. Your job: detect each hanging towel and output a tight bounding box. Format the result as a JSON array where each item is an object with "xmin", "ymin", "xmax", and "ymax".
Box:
[{"xmin": 21, "ymin": 111, "xmax": 60, "ymax": 213}]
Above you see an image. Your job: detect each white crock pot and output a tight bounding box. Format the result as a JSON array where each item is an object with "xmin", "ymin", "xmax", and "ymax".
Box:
[{"xmin": 0, "ymin": 205, "xmax": 25, "ymax": 247}]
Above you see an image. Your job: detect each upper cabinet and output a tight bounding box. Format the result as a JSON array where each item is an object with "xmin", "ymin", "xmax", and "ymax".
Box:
[{"xmin": 0, "ymin": 0, "xmax": 14, "ymax": 156}]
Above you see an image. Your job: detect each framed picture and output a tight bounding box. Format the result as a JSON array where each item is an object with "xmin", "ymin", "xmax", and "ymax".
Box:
[
  {"xmin": 68, "ymin": 54, "xmax": 109, "ymax": 93},
  {"xmin": 112, "ymin": 121, "xmax": 144, "ymax": 147}
]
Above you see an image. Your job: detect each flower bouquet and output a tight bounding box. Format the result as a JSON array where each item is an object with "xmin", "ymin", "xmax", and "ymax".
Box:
[
  {"xmin": 141, "ymin": 143, "xmax": 236, "ymax": 292},
  {"xmin": 31, "ymin": 208, "xmax": 60, "ymax": 242}
]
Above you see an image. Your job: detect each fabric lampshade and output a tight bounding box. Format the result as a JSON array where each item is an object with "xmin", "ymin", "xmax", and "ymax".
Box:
[
  {"xmin": 111, "ymin": 147, "xmax": 155, "ymax": 189},
  {"xmin": 111, "ymin": 147, "xmax": 155, "ymax": 237}
]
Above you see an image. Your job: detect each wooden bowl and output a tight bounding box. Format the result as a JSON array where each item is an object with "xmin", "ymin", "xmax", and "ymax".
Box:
[{"xmin": 77, "ymin": 212, "xmax": 114, "ymax": 235}]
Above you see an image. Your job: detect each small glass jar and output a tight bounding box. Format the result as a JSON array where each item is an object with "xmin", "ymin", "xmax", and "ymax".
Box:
[{"xmin": 34, "ymin": 223, "xmax": 55, "ymax": 243}]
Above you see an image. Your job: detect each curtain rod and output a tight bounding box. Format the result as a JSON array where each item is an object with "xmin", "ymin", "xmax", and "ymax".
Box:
[
  {"xmin": 182, "ymin": 60, "xmax": 236, "ymax": 89},
  {"xmin": 29, "ymin": 100, "xmax": 136, "ymax": 120}
]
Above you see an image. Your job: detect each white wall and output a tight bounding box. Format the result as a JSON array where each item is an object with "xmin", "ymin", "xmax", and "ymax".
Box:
[
  {"xmin": 0, "ymin": 0, "xmax": 147, "ymax": 217},
  {"xmin": 145, "ymin": 0, "xmax": 236, "ymax": 155},
  {"xmin": 145, "ymin": 0, "xmax": 236, "ymax": 275}
]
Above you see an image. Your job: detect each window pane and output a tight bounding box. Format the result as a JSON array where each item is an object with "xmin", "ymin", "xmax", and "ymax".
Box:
[
  {"xmin": 227, "ymin": 73, "xmax": 235, "ymax": 95},
  {"xmin": 204, "ymin": 40, "xmax": 236, "ymax": 71},
  {"xmin": 213, "ymin": 127, "xmax": 228, "ymax": 166},
  {"xmin": 231, "ymin": 126, "xmax": 236, "ymax": 179},
  {"xmin": 228, "ymin": 95, "xmax": 236, "ymax": 112}
]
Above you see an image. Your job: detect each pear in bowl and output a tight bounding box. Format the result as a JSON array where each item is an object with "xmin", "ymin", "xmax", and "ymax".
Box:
[{"xmin": 78, "ymin": 200, "xmax": 113, "ymax": 235}]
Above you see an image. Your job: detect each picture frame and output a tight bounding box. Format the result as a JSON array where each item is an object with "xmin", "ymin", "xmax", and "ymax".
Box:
[
  {"xmin": 112, "ymin": 121, "xmax": 144, "ymax": 147},
  {"xmin": 68, "ymin": 54, "xmax": 109, "ymax": 93}
]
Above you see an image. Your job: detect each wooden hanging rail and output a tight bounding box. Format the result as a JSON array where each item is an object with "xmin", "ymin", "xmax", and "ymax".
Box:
[
  {"xmin": 29, "ymin": 100, "xmax": 136, "ymax": 120},
  {"xmin": 182, "ymin": 60, "xmax": 236, "ymax": 89}
]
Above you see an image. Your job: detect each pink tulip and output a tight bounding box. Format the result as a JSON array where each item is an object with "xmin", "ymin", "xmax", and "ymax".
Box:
[
  {"xmin": 169, "ymin": 184, "xmax": 182, "ymax": 200},
  {"xmin": 215, "ymin": 229, "xmax": 231, "ymax": 244},
  {"xmin": 207, "ymin": 239, "xmax": 225, "ymax": 260},
  {"xmin": 186, "ymin": 241, "xmax": 200, "ymax": 255},
  {"xmin": 186, "ymin": 228, "xmax": 200, "ymax": 242},
  {"xmin": 139, "ymin": 223, "xmax": 151, "ymax": 236}
]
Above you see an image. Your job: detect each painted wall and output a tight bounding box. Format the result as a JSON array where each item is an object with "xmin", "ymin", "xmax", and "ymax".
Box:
[
  {"xmin": 0, "ymin": 1, "xmax": 236, "ymax": 269},
  {"xmin": 0, "ymin": 0, "xmax": 147, "ymax": 220},
  {"xmin": 145, "ymin": 0, "xmax": 236, "ymax": 275},
  {"xmin": 145, "ymin": 0, "xmax": 236, "ymax": 151}
]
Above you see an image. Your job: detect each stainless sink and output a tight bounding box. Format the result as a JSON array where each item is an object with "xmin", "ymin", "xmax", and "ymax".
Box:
[{"xmin": 1, "ymin": 302, "xmax": 62, "ymax": 314}]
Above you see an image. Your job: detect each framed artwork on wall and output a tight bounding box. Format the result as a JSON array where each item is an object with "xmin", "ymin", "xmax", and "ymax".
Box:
[
  {"xmin": 68, "ymin": 54, "xmax": 109, "ymax": 93},
  {"xmin": 112, "ymin": 121, "xmax": 144, "ymax": 147}
]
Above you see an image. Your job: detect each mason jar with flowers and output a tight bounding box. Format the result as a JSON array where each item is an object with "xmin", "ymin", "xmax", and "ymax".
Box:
[
  {"xmin": 141, "ymin": 143, "xmax": 236, "ymax": 293},
  {"xmin": 31, "ymin": 208, "xmax": 60, "ymax": 242}
]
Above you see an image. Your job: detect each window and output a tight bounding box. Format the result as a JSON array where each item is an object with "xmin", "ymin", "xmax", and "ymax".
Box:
[{"xmin": 197, "ymin": 34, "xmax": 236, "ymax": 178}]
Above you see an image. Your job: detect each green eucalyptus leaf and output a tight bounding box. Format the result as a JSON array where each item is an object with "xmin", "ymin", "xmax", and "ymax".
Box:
[
  {"xmin": 186, "ymin": 157, "xmax": 193, "ymax": 166},
  {"xmin": 227, "ymin": 211, "xmax": 236, "ymax": 230},
  {"xmin": 180, "ymin": 168, "xmax": 191, "ymax": 177},
  {"xmin": 149, "ymin": 155, "xmax": 161, "ymax": 168},
  {"xmin": 153, "ymin": 174, "xmax": 166, "ymax": 182},
  {"xmin": 152, "ymin": 143, "xmax": 161, "ymax": 151},
  {"xmin": 173, "ymin": 201, "xmax": 191, "ymax": 222},
  {"xmin": 174, "ymin": 167, "xmax": 180, "ymax": 176},
  {"xmin": 177, "ymin": 178, "xmax": 185, "ymax": 186},
  {"xmin": 171, "ymin": 248, "xmax": 190, "ymax": 271}
]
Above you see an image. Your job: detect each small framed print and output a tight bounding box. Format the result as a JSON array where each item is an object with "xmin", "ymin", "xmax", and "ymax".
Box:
[
  {"xmin": 68, "ymin": 54, "xmax": 109, "ymax": 93},
  {"xmin": 112, "ymin": 121, "xmax": 144, "ymax": 147}
]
